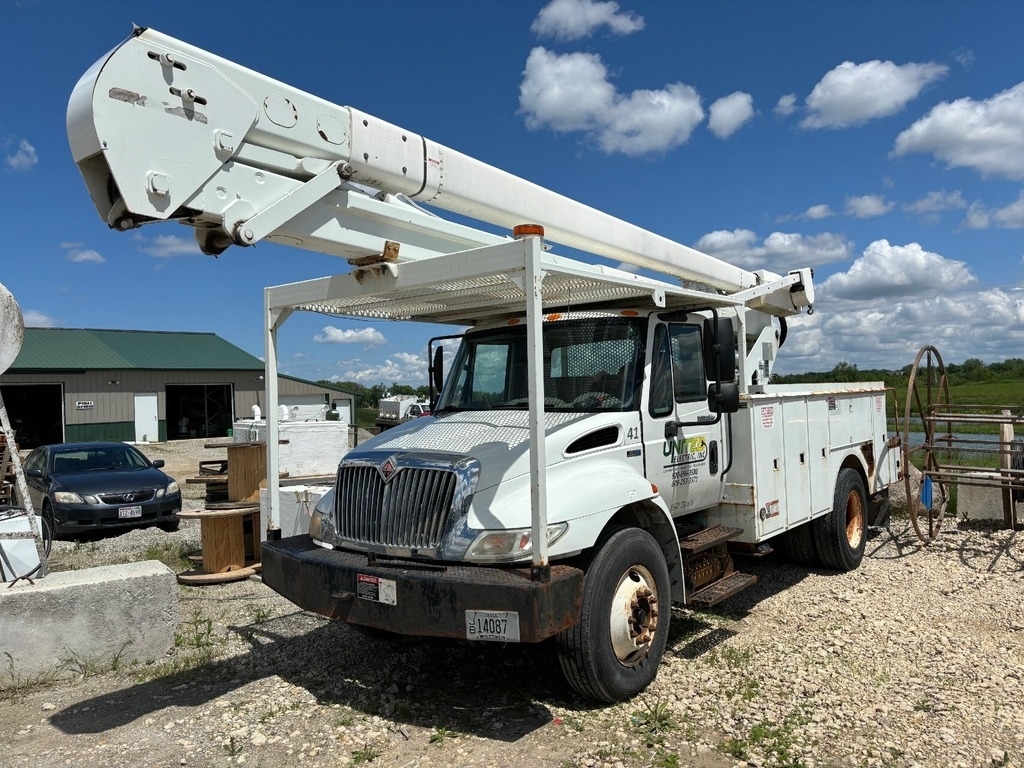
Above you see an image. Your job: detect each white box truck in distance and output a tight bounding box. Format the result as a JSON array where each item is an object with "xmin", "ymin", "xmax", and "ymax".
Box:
[{"xmin": 67, "ymin": 27, "xmax": 899, "ymax": 702}]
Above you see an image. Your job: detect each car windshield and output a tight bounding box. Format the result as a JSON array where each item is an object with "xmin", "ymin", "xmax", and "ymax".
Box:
[
  {"xmin": 51, "ymin": 446, "xmax": 150, "ymax": 474},
  {"xmin": 436, "ymin": 316, "xmax": 646, "ymax": 413}
]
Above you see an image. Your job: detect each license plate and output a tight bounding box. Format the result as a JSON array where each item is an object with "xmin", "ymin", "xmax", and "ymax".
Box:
[
  {"xmin": 118, "ymin": 506, "xmax": 142, "ymax": 519},
  {"xmin": 465, "ymin": 610, "xmax": 520, "ymax": 642}
]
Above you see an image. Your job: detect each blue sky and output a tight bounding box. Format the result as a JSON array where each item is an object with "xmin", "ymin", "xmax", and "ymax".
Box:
[{"xmin": 2, "ymin": 0, "xmax": 1023, "ymax": 385}]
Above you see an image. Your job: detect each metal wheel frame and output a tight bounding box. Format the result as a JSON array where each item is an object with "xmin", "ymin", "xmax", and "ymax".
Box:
[{"xmin": 902, "ymin": 346, "xmax": 951, "ymax": 542}]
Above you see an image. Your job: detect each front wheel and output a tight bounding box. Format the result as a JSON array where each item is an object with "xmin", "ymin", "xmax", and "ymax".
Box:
[
  {"xmin": 556, "ymin": 527, "xmax": 670, "ymax": 702},
  {"xmin": 813, "ymin": 468, "xmax": 867, "ymax": 571}
]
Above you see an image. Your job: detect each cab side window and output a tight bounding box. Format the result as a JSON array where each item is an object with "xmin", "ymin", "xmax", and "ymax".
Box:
[
  {"xmin": 648, "ymin": 323, "xmax": 705, "ymax": 418},
  {"xmin": 669, "ymin": 324, "xmax": 705, "ymax": 400},
  {"xmin": 649, "ymin": 325, "xmax": 673, "ymax": 417}
]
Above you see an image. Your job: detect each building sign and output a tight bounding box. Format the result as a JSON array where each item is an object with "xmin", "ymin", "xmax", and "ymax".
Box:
[{"xmin": 75, "ymin": 401, "xmax": 95, "ymax": 411}]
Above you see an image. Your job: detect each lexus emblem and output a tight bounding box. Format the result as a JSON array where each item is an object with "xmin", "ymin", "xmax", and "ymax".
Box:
[
  {"xmin": 379, "ymin": 458, "xmax": 397, "ymax": 482},
  {"xmin": 123, "ymin": 493, "xmax": 136, "ymax": 502}
]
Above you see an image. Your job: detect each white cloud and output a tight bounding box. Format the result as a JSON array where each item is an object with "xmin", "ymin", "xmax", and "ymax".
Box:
[
  {"xmin": 338, "ymin": 357, "xmax": 418, "ymax": 384},
  {"xmin": 66, "ymin": 248, "xmax": 105, "ymax": 264},
  {"xmin": 59, "ymin": 242, "xmax": 105, "ymax": 264},
  {"xmin": 519, "ymin": 47, "xmax": 704, "ymax": 156},
  {"xmin": 136, "ymin": 234, "xmax": 204, "ymax": 258},
  {"xmin": 819, "ymin": 239, "xmax": 975, "ymax": 301},
  {"xmin": 393, "ymin": 351, "xmax": 423, "ymax": 366},
  {"xmin": 22, "ymin": 309, "xmax": 57, "ymax": 328},
  {"xmin": 774, "ymin": 94, "xmax": 797, "ymax": 117},
  {"xmin": 778, "ymin": 286, "xmax": 1024, "ymax": 374},
  {"xmin": 961, "ymin": 192, "xmax": 1024, "ymax": 229},
  {"xmin": 802, "ymin": 204, "xmax": 834, "ymax": 220},
  {"xmin": 801, "ymin": 60, "xmax": 948, "ymax": 129},
  {"xmin": 903, "ymin": 190, "xmax": 968, "ymax": 214},
  {"xmin": 708, "ymin": 92, "xmax": 755, "ymax": 139},
  {"xmin": 964, "ymin": 201, "xmax": 990, "ymax": 229},
  {"xmin": 844, "ymin": 194, "xmax": 893, "ymax": 219},
  {"xmin": 4, "ymin": 139, "xmax": 37, "ymax": 171},
  {"xmin": 531, "ymin": 0, "xmax": 644, "ymax": 40},
  {"xmin": 954, "ymin": 49, "xmax": 976, "ymax": 69},
  {"xmin": 693, "ymin": 229, "xmax": 854, "ymax": 270},
  {"xmin": 992, "ymin": 192, "xmax": 1024, "ymax": 228},
  {"xmin": 892, "ymin": 82, "xmax": 1024, "ymax": 180},
  {"xmin": 314, "ymin": 326, "xmax": 387, "ymax": 345}
]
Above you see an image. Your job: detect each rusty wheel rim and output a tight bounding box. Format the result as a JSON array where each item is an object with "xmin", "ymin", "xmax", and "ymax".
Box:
[
  {"xmin": 846, "ymin": 488, "xmax": 865, "ymax": 550},
  {"xmin": 608, "ymin": 565, "xmax": 659, "ymax": 667}
]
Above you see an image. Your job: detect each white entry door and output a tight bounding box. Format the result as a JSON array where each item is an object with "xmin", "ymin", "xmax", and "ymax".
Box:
[{"xmin": 134, "ymin": 392, "xmax": 159, "ymax": 443}]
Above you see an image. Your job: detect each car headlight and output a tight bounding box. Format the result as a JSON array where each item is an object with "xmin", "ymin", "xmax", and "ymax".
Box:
[
  {"xmin": 54, "ymin": 491, "xmax": 86, "ymax": 504},
  {"xmin": 156, "ymin": 481, "xmax": 180, "ymax": 498},
  {"xmin": 467, "ymin": 522, "xmax": 568, "ymax": 562}
]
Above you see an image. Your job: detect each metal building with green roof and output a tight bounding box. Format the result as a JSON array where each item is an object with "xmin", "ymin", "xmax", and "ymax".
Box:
[{"xmin": 0, "ymin": 328, "xmax": 352, "ymax": 447}]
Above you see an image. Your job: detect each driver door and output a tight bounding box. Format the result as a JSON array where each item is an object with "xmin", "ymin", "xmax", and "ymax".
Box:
[{"xmin": 643, "ymin": 320, "xmax": 726, "ymax": 518}]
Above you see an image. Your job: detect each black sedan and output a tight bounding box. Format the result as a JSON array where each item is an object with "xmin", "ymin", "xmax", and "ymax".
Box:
[{"xmin": 21, "ymin": 442, "xmax": 181, "ymax": 537}]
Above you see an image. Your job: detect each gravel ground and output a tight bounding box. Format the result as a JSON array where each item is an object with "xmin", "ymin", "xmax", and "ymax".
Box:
[{"xmin": 1, "ymin": 440, "xmax": 1022, "ymax": 768}]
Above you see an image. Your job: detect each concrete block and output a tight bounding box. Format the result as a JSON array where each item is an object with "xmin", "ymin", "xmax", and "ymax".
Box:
[
  {"xmin": 957, "ymin": 473, "xmax": 1005, "ymax": 522},
  {"xmin": 0, "ymin": 560, "xmax": 179, "ymax": 685}
]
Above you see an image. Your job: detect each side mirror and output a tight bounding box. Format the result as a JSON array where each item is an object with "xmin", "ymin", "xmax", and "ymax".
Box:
[
  {"xmin": 27, "ymin": 468, "xmax": 43, "ymax": 479},
  {"xmin": 707, "ymin": 382, "xmax": 740, "ymax": 414},
  {"xmin": 152, "ymin": 459, "xmax": 165, "ymax": 468},
  {"xmin": 431, "ymin": 345, "xmax": 444, "ymax": 398},
  {"xmin": 703, "ymin": 316, "xmax": 735, "ymax": 383}
]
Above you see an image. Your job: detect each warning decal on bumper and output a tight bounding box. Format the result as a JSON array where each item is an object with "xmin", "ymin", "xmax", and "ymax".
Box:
[{"xmin": 356, "ymin": 573, "xmax": 397, "ymax": 605}]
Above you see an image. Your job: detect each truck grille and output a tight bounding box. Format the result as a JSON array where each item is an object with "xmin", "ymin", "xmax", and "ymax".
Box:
[{"xmin": 335, "ymin": 465, "xmax": 457, "ymax": 550}]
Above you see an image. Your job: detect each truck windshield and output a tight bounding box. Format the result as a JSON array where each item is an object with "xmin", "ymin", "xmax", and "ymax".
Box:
[{"xmin": 436, "ymin": 317, "xmax": 646, "ymax": 413}]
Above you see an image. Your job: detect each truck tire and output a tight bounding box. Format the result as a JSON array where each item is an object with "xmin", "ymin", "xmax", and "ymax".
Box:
[
  {"xmin": 813, "ymin": 468, "xmax": 867, "ymax": 571},
  {"xmin": 777, "ymin": 522, "xmax": 819, "ymax": 567},
  {"xmin": 556, "ymin": 526, "xmax": 670, "ymax": 702}
]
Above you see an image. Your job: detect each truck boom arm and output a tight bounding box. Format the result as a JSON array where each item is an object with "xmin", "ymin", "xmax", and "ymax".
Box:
[{"xmin": 68, "ymin": 27, "xmax": 813, "ymax": 313}]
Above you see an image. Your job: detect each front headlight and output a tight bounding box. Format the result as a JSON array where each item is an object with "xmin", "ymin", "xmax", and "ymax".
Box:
[
  {"xmin": 309, "ymin": 488, "xmax": 336, "ymax": 545},
  {"xmin": 156, "ymin": 481, "xmax": 180, "ymax": 499},
  {"xmin": 468, "ymin": 522, "xmax": 568, "ymax": 562},
  {"xmin": 54, "ymin": 491, "xmax": 87, "ymax": 504}
]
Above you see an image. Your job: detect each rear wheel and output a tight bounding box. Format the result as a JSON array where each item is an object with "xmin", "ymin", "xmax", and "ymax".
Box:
[
  {"xmin": 813, "ymin": 468, "xmax": 867, "ymax": 571},
  {"xmin": 556, "ymin": 527, "xmax": 670, "ymax": 702}
]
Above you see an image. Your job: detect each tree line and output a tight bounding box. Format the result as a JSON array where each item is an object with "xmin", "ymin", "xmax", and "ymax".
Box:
[
  {"xmin": 772, "ymin": 358, "xmax": 1024, "ymax": 388},
  {"xmin": 316, "ymin": 380, "xmax": 431, "ymax": 409}
]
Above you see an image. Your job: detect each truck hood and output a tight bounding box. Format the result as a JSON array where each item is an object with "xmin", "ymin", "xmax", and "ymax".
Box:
[{"xmin": 351, "ymin": 410, "xmax": 625, "ymax": 492}]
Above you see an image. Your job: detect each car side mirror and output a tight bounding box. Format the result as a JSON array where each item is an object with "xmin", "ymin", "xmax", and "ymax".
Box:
[
  {"xmin": 707, "ymin": 382, "xmax": 740, "ymax": 414},
  {"xmin": 152, "ymin": 459, "xmax": 165, "ymax": 468},
  {"xmin": 27, "ymin": 468, "xmax": 43, "ymax": 479}
]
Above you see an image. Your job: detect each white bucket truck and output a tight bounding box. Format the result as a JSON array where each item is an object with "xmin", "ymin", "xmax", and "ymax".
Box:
[
  {"xmin": 68, "ymin": 27, "xmax": 899, "ymax": 701},
  {"xmin": 375, "ymin": 395, "xmax": 430, "ymax": 431}
]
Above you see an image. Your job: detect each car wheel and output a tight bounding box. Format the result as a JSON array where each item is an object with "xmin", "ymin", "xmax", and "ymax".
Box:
[
  {"xmin": 41, "ymin": 500, "xmax": 60, "ymax": 542},
  {"xmin": 556, "ymin": 526, "xmax": 670, "ymax": 702},
  {"xmin": 158, "ymin": 519, "xmax": 181, "ymax": 533}
]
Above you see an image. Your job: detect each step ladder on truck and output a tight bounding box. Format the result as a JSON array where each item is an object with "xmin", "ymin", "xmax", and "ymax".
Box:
[{"xmin": 67, "ymin": 26, "xmax": 899, "ymax": 702}]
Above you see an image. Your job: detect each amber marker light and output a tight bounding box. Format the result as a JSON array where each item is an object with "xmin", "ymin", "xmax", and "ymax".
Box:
[{"xmin": 512, "ymin": 224, "xmax": 545, "ymax": 238}]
